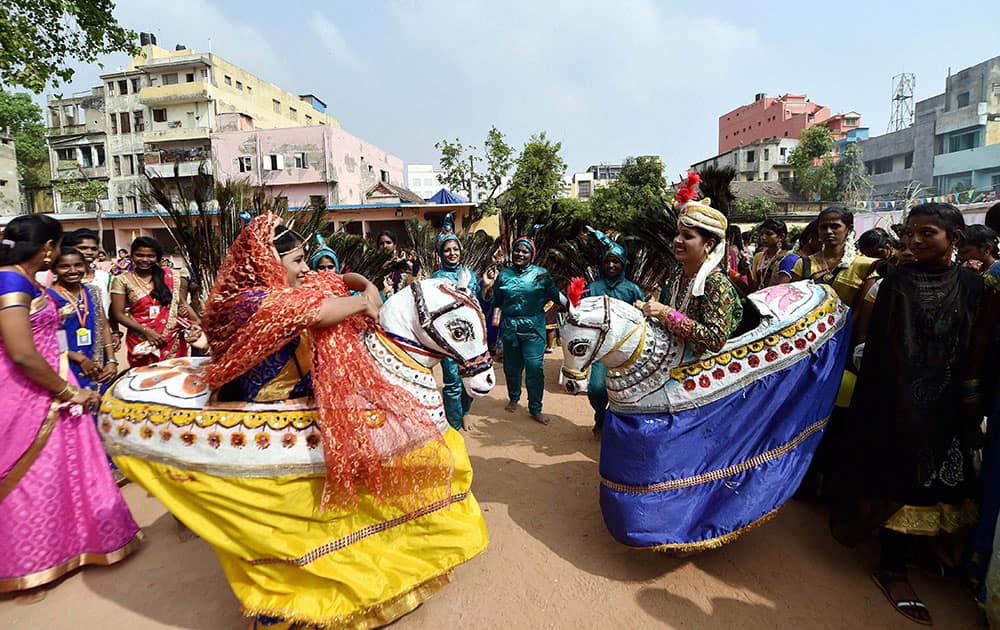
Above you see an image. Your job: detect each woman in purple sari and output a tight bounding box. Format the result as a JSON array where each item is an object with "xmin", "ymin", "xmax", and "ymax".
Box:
[{"xmin": 0, "ymin": 215, "xmax": 140, "ymax": 596}]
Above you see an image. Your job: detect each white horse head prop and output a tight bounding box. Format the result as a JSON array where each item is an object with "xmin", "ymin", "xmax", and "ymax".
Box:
[{"xmin": 380, "ymin": 277, "xmax": 495, "ymax": 397}]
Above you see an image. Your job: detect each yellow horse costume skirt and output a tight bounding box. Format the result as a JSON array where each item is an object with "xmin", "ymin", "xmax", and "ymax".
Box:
[{"xmin": 114, "ymin": 428, "xmax": 488, "ymax": 628}]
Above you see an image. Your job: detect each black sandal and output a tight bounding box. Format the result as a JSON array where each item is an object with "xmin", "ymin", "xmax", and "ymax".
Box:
[{"xmin": 871, "ymin": 570, "xmax": 933, "ymax": 626}]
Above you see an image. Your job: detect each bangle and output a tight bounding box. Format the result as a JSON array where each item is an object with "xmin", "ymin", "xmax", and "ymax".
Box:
[
  {"xmin": 55, "ymin": 383, "xmax": 79, "ymax": 402},
  {"xmin": 107, "ymin": 359, "xmax": 119, "ymax": 365}
]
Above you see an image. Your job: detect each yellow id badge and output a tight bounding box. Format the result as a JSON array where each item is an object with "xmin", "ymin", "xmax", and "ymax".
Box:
[{"xmin": 76, "ymin": 327, "xmax": 93, "ymax": 347}]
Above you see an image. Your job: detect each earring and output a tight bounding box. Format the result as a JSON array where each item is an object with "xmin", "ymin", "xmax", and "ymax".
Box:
[{"xmin": 43, "ymin": 249, "xmax": 52, "ymax": 265}]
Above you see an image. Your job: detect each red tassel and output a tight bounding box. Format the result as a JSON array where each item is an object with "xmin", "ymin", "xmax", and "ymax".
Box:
[{"xmin": 568, "ymin": 277, "xmax": 587, "ymax": 308}]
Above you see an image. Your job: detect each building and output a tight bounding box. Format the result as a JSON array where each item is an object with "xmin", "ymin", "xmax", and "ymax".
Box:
[
  {"xmin": 46, "ymin": 87, "xmax": 109, "ymax": 213},
  {"xmin": 83, "ymin": 36, "xmax": 339, "ymax": 215},
  {"xmin": 691, "ymin": 137, "xmax": 799, "ymax": 183},
  {"xmin": 860, "ymin": 55, "xmax": 1000, "ymax": 199},
  {"xmin": 718, "ymin": 93, "xmax": 862, "ymax": 155},
  {"xmin": 569, "ymin": 163, "xmax": 623, "ymax": 199},
  {"xmin": 406, "ymin": 164, "xmax": 446, "ymax": 200},
  {"xmin": 0, "ymin": 135, "xmax": 20, "ymax": 215},
  {"xmin": 211, "ymin": 115, "xmax": 404, "ymax": 209}
]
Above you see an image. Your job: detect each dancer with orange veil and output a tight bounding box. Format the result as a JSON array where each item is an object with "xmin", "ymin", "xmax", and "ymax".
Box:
[{"xmin": 110, "ymin": 214, "xmax": 489, "ymax": 629}]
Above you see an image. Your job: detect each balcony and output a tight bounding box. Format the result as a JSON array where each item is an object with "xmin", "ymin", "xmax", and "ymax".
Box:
[
  {"xmin": 48, "ymin": 123, "xmax": 95, "ymax": 137},
  {"xmin": 139, "ymin": 83, "xmax": 212, "ymax": 106},
  {"xmin": 144, "ymin": 147, "xmax": 212, "ymax": 178},
  {"xmin": 54, "ymin": 162, "xmax": 108, "ymax": 180},
  {"xmin": 933, "ymin": 142, "xmax": 1000, "ymax": 176},
  {"xmin": 143, "ymin": 126, "xmax": 211, "ymax": 144}
]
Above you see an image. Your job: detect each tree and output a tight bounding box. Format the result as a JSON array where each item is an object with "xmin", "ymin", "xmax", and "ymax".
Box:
[
  {"xmin": 0, "ymin": 89, "xmax": 49, "ymax": 191},
  {"xmin": 589, "ymin": 155, "xmax": 670, "ymax": 229},
  {"xmin": 435, "ymin": 125, "xmax": 514, "ymax": 212},
  {"xmin": 788, "ymin": 126, "xmax": 837, "ymax": 201},
  {"xmin": 55, "ymin": 178, "xmax": 107, "ymax": 212},
  {"xmin": 833, "ymin": 143, "xmax": 872, "ymax": 205},
  {"xmin": 508, "ymin": 132, "xmax": 566, "ymax": 217},
  {"xmin": 732, "ymin": 195, "xmax": 777, "ymax": 221},
  {"xmin": 0, "ymin": 1, "xmax": 137, "ymax": 93}
]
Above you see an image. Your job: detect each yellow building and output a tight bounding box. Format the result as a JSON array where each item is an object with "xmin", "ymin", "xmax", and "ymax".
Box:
[{"xmin": 98, "ymin": 39, "xmax": 340, "ymax": 213}]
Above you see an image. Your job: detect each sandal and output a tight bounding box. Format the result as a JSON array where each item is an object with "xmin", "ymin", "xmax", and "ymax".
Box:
[
  {"xmin": 530, "ymin": 413, "xmax": 550, "ymax": 425},
  {"xmin": 871, "ymin": 570, "xmax": 933, "ymax": 626}
]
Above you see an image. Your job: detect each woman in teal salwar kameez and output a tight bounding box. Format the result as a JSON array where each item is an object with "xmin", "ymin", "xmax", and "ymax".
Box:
[
  {"xmin": 430, "ymin": 228, "xmax": 482, "ymax": 430},
  {"xmin": 482, "ymin": 234, "xmax": 562, "ymax": 425}
]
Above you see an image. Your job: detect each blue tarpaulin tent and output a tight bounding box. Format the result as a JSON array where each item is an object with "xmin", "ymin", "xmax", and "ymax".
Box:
[{"xmin": 427, "ymin": 188, "xmax": 468, "ymax": 204}]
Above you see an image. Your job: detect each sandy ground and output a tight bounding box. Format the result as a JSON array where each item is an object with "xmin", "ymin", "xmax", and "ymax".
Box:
[{"xmin": 0, "ymin": 355, "xmax": 986, "ymax": 629}]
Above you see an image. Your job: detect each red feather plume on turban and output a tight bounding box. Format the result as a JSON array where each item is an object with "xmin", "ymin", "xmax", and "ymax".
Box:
[
  {"xmin": 674, "ymin": 171, "xmax": 702, "ymax": 205},
  {"xmin": 568, "ymin": 277, "xmax": 587, "ymax": 307}
]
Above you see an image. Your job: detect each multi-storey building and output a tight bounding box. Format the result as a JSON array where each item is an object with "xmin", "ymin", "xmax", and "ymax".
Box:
[
  {"xmin": 718, "ymin": 93, "xmax": 862, "ymax": 155},
  {"xmin": 860, "ymin": 55, "xmax": 1000, "ymax": 198},
  {"xmin": 46, "ymin": 87, "xmax": 110, "ymax": 213},
  {"xmin": 406, "ymin": 164, "xmax": 446, "ymax": 200},
  {"xmin": 691, "ymin": 137, "xmax": 799, "ymax": 183},
  {"xmin": 569, "ymin": 163, "xmax": 624, "ymax": 199},
  {"xmin": 0, "ymin": 135, "xmax": 20, "ymax": 215}
]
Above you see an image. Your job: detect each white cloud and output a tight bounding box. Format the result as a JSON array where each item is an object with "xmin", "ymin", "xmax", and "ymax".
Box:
[{"xmin": 309, "ymin": 13, "xmax": 372, "ymax": 78}]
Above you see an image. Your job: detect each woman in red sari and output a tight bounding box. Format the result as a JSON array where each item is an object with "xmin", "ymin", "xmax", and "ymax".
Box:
[{"xmin": 110, "ymin": 236, "xmax": 198, "ymax": 367}]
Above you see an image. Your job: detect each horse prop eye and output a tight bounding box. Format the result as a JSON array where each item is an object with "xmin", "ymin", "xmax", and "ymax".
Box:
[
  {"xmin": 568, "ymin": 339, "xmax": 590, "ymax": 357},
  {"xmin": 447, "ymin": 320, "xmax": 474, "ymax": 342}
]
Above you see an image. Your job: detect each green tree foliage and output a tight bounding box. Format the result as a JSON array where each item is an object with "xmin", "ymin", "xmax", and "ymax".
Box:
[
  {"xmin": 0, "ymin": 1, "xmax": 137, "ymax": 92},
  {"xmin": 54, "ymin": 178, "xmax": 107, "ymax": 210},
  {"xmin": 833, "ymin": 143, "xmax": 872, "ymax": 205},
  {"xmin": 508, "ymin": 132, "xmax": 566, "ymax": 218},
  {"xmin": 788, "ymin": 126, "xmax": 837, "ymax": 201},
  {"xmin": 0, "ymin": 89, "xmax": 49, "ymax": 189},
  {"xmin": 435, "ymin": 125, "xmax": 514, "ymax": 211},
  {"xmin": 732, "ymin": 195, "xmax": 777, "ymax": 221},
  {"xmin": 589, "ymin": 156, "xmax": 670, "ymax": 229}
]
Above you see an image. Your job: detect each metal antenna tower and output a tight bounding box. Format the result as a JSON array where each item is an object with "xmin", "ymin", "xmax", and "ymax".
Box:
[{"xmin": 887, "ymin": 73, "xmax": 916, "ymax": 132}]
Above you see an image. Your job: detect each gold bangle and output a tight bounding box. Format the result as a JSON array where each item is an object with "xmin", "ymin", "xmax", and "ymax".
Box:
[{"xmin": 55, "ymin": 383, "xmax": 79, "ymax": 402}]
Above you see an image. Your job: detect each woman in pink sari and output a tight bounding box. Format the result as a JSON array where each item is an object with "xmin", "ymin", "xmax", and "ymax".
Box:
[
  {"xmin": 110, "ymin": 236, "xmax": 198, "ymax": 367},
  {"xmin": 0, "ymin": 215, "xmax": 140, "ymax": 596}
]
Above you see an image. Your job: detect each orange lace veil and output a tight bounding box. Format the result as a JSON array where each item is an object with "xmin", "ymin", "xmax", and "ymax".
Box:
[{"xmin": 203, "ymin": 214, "xmax": 450, "ymax": 509}]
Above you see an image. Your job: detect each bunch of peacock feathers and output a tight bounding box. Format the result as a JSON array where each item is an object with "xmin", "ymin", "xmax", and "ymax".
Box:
[{"xmin": 406, "ymin": 214, "xmax": 500, "ymax": 280}]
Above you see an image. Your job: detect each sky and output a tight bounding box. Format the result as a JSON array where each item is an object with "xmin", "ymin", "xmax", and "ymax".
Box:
[{"xmin": 45, "ymin": 0, "xmax": 999, "ymax": 180}]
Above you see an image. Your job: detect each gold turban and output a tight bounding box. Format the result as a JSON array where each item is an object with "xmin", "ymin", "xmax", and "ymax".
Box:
[{"xmin": 676, "ymin": 198, "xmax": 728, "ymax": 298}]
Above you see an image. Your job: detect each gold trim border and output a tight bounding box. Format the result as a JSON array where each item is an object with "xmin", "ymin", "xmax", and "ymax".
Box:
[
  {"xmin": 601, "ymin": 417, "xmax": 827, "ymax": 494},
  {"xmin": 0, "ymin": 533, "xmax": 142, "ymax": 592},
  {"xmin": 634, "ymin": 506, "xmax": 783, "ymax": 553}
]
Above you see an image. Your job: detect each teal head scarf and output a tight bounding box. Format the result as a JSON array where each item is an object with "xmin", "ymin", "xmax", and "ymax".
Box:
[{"xmin": 309, "ymin": 234, "xmax": 341, "ymax": 272}]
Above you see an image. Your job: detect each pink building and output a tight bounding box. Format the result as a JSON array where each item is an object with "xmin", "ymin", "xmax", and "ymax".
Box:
[
  {"xmin": 211, "ymin": 114, "xmax": 404, "ymax": 208},
  {"xmin": 719, "ymin": 93, "xmax": 833, "ymax": 154}
]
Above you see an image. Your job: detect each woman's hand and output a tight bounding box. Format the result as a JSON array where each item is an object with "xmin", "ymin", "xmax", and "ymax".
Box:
[
  {"xmin": 640, "ymin": 299, "xmax": 670, "ymax": 321},
  {"xmin": 482, "ymin": 267, "xmax": 497, "ymax": 291},
  {"xmin": 70, "ymin": 387, "xmax": 101, "ymax": 413},
  {"xmin": 112, "ymin": 332, "xmax": 123, "ymax": 352},
  {"xmin": 362, "ymin": 283, "xmax": 383, "ymax": 309},
  {"xmin": 98, "ymin": 363, "xmax": 118, "ymax": 383},
  {"xmin": 78, "ymin": 356, "xmax": 100, "ymax": 380},
  {"xmin": 144, "ymin": 327, "xmax": 167, "ymax": 347},
  {"xmin": 362, "ymin": 295, "xmax": 381, "ymax": 320}
]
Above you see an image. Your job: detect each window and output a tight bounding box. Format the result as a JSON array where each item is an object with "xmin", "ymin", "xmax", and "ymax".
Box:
[
  {"xmin": 235, "ymin": 80, "xmax": 243, "ymax": 91},
  {"xmin": 763, "ymin": 172, "xmax": 769, "ymax": 181},
  {"xmin": 113, "ymin": 156, "xmax": 121, "ymax": 176},
  {"xmin": 746, "ymin": 150, "xmax": 755, "ymax": 163},
  {"xmin": 106, "ymin": 81, "xmax": 116, "ymax": 96},
  {"xmin": 153, "ymin": 108, "xmax": 167, "ymax": 123},
  {"xmin": 992, "ymin": 174, "xmax": 1000, "ymax": 190},
  {"xmin": 136, "ymin": 154, "xmax": 145, "ymax": 176},
  {"xmin": 272, "ymin": 99, "xmax": 281, "ymax": 113},
  {"xmin": 124, "ymin": 155, "xmax": 134, "ymax": 176},
  {"xmin": 994, "ymin": 84, "xmax": 1000, "ymax": 105},
  {"xmin": 133, "ymin": 110, "xmax": 144, "ymax": 132},
  {"xmin": 96, "ymin": 146, "xmax": 105, "ymax": 165},
  {"xmin": 162, "ymin": 73, "xmax": 178, "ymax": 85},
  {"xmin": 957, "ymin": 91, "xmax": 970, "ymax": 108},
  {"xmin": 119, "ymin": 112, "xmax": 131, "ymax": 134},
  {"xmin": 110, "ymin": 114, "xmax": 118, "ymax": 135},
  {"xmin": 293, "ymin": 152, "xmax": 308, "ymax": 168},
  {"xmin": 846, "ymin": 117, "xmax": 858, "ymax": 127},
  {"xmin": 780, "ymin": 147, "xmax": 787, "ymax": 157},
  {"xmin": 380, "ymin": 169, "xmax": 389, "ymax": 183},
  {"xmin": 237, "ymin": 156, "xmax": 252, "ymax": 173},
  {"xmin": 904, "ymin": 152, "xmax": 913, "ymax": 169},
  {"xmin": 578, "ymin": 180, "xmax": 592, "ymax": 197},
  {"xmin": 305, "ymin": 114, "xmax": 312, "ymax": 125},
  {"xmin": 763, "ymin": 148, "xmax": 769, "ymax": 161},
  {"xmin": 224, "ymin": 75, "xmax": 232, "ymax": 86},
  {"xmin": 116, "ymin": 196, "xmax": 124, "ymax": 213},
  {"xmin": 117, "ymin": 79, "xmax": 128, "ymax": 94},
  {"xmin": 746, "ymin": 174, "xmax": 755, "ymax": 181},
  {"xmin": 131, "ymin": 78, "xmax": 140, "ymax": 93},
  {"xmin": 127, "ymin": 196, "xmax": 138, "ymax": 213},
  {"xmin": 185, "ymin": 73, "xmax": 194, "ymax": 83},
  {"xmin": 201, "ymin": 69, "xmax": 209, "ymax": 79},
  {"xmin": 56, "ymin": 148, "xmax": 76, "ymax": 162},
  {"xmin": 265, "ymin": 154, "xmax": 284, "ymax": 170},
  {"xmin": 289, "ymin": 107, "xmax": 297, "ymax": 121},
  {"xmin": 949, "ymin": 130, "xmax": 978, "ymax": 153},
  {"xmin": 80, "ymin": 147, "xmax": 93, "ymax": 168},
  {"xmin": 778, "ymin": 171, "xmax": 791, "ymax": 182},
  {"xmin": 309, "ymin": 195, "xmax": 326, "ymax": 208}
]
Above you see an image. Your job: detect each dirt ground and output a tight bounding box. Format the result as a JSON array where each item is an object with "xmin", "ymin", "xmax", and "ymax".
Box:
[{"xmin": 0, "ymin": 355, "xmax": 986, "ymax": 629}]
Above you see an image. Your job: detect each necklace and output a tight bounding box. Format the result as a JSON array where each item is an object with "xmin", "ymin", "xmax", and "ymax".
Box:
[
  {"xmin": 130, "ymin": 271, "xmax": 153, "ymax": 291},
  {"xmin": 667, "ymin": 270, "xmax": 694, "ymax": 314},
  {"xmin": 54, "ymin": 284, "xmax": 89, "ymax": 328}
]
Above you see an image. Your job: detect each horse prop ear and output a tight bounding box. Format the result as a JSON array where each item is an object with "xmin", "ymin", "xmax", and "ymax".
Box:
[
  {"xmin": 568, "ymin": 277, "xmax": 587, "ymax": 310},
  {"xmin": 456, "ymin": 268, "xmax": 473, "ymax": 291}
]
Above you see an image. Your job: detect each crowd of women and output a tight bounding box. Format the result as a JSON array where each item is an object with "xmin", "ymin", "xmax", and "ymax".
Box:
[{"xmin": 2, "ymin": 194, "xmax": 1000, "ymax": 627}]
